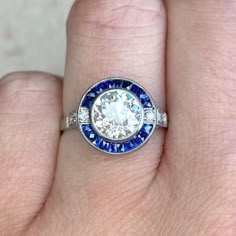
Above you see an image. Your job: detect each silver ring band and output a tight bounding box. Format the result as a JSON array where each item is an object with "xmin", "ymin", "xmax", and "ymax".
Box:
[{"xmin": 61, "ymin": 108, "xmax": 167, "ymax": 131}]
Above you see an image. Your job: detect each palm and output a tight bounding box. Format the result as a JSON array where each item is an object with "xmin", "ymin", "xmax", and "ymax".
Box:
[{"xmin": 1, "ymin": 1, "xmax": 236, "ymax": 236}]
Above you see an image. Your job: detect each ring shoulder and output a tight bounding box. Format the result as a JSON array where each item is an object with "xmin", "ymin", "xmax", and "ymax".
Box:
[
  {"xmin": 61, "ymin": 107, "xmax": 90, "ymax": 131},
  {"xmin": 156, "ymin": 109, "xmax": 168, "ymax": 128},
  {"xmin": 67, "ymin": 109, "xmax": 78, "ymax": 129},
  {"xmin": 62, "ymin": 107, "xmax": 168, "ymax": 131},
  {"xmin": 61, "ymin": 108, "xmax": 78, "ymax": 131}
]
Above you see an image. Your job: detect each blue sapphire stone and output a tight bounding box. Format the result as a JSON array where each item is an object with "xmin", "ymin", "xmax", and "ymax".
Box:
[
  {"xmin": 99, "ymin": 140, "xmax": 110, "ymax": 150},
  {"xmin": 93, "ymin": 137, "xmax": 103, "ymax": 147},
  {"xmin": 116, "ymin": 143, "xmax": 126, "ymax": 153},
  {"xmin": 130, "ymin": 84, "xmax": 152, "ymax": 108},
  {"xmin": 82, "ymin": 80, "xmax": 124, "ymax": 101},
  {"xmin": 124, "ymin": 138, "xmax": 141, "ymax": 151},
  {"xmin": 81, "ymin": 124, "xmax": 154, "ymax": 154},
  {"xmin": 124, "ymin": 142, "xmax": 133, "ymax": 151},
  {"xmin": 124, "ymin": 141, "xmax": 135, "ymax": 151},
  {"xmin": 120, "ymin": 124, "xmax": 154, "ymax": 152},
  {"xmin": 82, "ymin": 124, "xmax": 92, "ymax": 135},
  {"xmin": 82, "ymin": 125, "xmax": 96, "ymax": 141},
  {"xmin": 143, "ymin": 124, "xmax": 153, "ymax": 134},
  {"xmin": 82, "ymin": 78, "xmax": 152, "ymax": 109},
  {"xmin": 112, "ymin": 80, "xmax": 123, "ymax": 88},
  {"xmin": 109, "ymin": 143, "xmax": 118, "ymax": 153},
  {"xmin": 87, "ymin": 89, "xmax": 97, "ymax": 98},
  {"xmin": 139, "ymin": 124, "xmax": 153, "ymax": 139},
  {"xmin": 121, "ymin": 80, "xmax": 132, "ymax": 89},
  {"xmin": 112, "ymin": 79, "xmax": 132, "ymax": 89},
  {"xmin": 105, "ymin": 79, "xmax": 120, "ymax": 88},
  {"xmin": 134, "ymin": 136, "xmax": 143, "ymax": 145},
  {"xmin": 139, "ymin": 129, "xmax": 148, "ymax": 140},
  {"xmin": 109, "ymin": 143, "xmax": 129, "ymax": 153},
  {"xmin": 99, "ymin": 79, "xmax": 133, "ymax": 90},
  {"xmin": 130, "ymin": 84, "xmax": 143, "ymax": 96},
  {"xmin": 137, "ymin": 134, "xmax": 146, "ymax": 142},
  {"xmin": 99, "ymin": 80, "xmax": 109, "ymax": 90},
  {"xmin": 82, "ymin": 84, "xmax": 105, "ymax": 108},
  {"xmin": 139, "ymin": 94, "xmax": 152, "ymax": 108},
  {"xmin": 82, "ymin": 95, "xmax": 94, "ymax": 108},
  {"xmin": 88, "ymin": 132, "xmax": 95, "ymax": 140}
]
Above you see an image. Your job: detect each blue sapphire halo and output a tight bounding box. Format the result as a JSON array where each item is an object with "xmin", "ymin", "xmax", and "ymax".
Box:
[{"xmin": 61, "ymin": 78, "xmax": 168, "ymax": 155}]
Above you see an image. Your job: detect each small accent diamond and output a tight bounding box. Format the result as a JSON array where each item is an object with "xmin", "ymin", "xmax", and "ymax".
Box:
[
  {"xmin": 78, "ymin": 107, "xmax": 90, "ymax": 123},
  {"xmin": 144, "ymin": 108, "xmax": 156, "ymax": 124},
  {"xmin": 157, "ymin": 109, "xmax": 168, "ymax": 127},
  {"xmin": 67, "ymin": 110, "xmax": 77, "ymax": 128}
]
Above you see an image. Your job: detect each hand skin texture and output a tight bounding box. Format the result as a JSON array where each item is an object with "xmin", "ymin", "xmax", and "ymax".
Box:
[{"xmin": 1, "ymin": 1, "xmax": 236, "ymax": 235}]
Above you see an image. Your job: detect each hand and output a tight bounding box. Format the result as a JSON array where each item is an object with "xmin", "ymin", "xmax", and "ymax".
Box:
[{"xmin": 1, "ymin": 1, "xmax": 236, "ymax": 235}]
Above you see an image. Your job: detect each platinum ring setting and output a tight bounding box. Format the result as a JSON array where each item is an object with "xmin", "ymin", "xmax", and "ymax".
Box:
[{"xmin": 61, "ymin": 78, "xmax": 168, "ymax": 155}]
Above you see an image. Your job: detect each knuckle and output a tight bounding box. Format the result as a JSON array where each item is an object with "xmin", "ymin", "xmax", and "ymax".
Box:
[
  {"xmin": 67, "ymin": 0, "xmax": 164, "ymax": 34},
  {"xmin": 0, "ymin": 71, "xmax": 61, "ymax": 113},
  {"xmin": 1, "ymin": 71, "xmax": 29, "ymax": 85},
  {"xmin": 0, "ymin": 71, "xmax": 59, "ymax": 93}
]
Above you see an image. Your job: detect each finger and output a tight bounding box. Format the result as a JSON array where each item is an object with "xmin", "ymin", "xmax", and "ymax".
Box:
[
  {"xmin": 43, "ymin": 0, "xmax": 166, "ymax": 232},
  {"xmin": 0, "ymin": 72, "xmax": 62, "ymax": 235},
  {"xmin": 165, "ymin": 1, "xmax": 236, "ymax": 173},
  {"xmin": 163, "ymin": 0, "xmax": 236, "ymax": 232},
  {"xmin": 63, "ymin": 2, "xmax": 166, "ymax": 173},
  {"xmin": 64, "ymin": 0, "xmax": 166, "ymax": 172}
]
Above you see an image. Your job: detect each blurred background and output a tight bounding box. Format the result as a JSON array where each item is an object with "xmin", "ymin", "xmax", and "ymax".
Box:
[{"xmin": 0, "ymin": 0, "xmax": 74, "ymax": 77}]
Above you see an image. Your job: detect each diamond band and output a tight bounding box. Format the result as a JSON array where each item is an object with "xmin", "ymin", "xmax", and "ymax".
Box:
[
  {"xmin": 78, "ymin": 107, "xmax": 90, "ymax": 124},
  {"xmin": 62, "ymin": 78, "xmax": 168, "ymax": 155},
  {"xmin": 144, "ymin": 108, "xmax": 156, "ymax": 124}
]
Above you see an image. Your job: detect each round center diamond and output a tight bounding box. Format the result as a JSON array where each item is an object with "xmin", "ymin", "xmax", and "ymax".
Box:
[{"xmin": 91, "ymin": 89, "xmax": 144, "ymax": 141}]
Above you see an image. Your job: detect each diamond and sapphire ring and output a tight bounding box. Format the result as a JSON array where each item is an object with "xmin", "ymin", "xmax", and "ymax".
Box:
[{"xmin": 61, "ymin": 78, "xmax": 168, "ymax": 155}]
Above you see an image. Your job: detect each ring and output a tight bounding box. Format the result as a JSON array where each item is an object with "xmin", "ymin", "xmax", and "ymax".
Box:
[{"xmin": 61, "ymin": 78, "xmax": 168, "ymax": 155}]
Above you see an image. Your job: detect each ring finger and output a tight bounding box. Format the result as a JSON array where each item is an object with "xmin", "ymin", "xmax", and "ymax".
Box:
[{"xmin": 48, "ymin": 0, "xmax": 166, "ymax": 231}]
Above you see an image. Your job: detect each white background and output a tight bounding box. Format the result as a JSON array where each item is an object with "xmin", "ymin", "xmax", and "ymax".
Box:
[{"xmin": 0, "ymin": 0, "xmax": 74, "ymax": 77}]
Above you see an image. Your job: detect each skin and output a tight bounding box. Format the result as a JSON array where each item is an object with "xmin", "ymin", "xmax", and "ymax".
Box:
[{"xmin": 0, "ymin": 0, "xmax": 236, "ymax": 235}]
